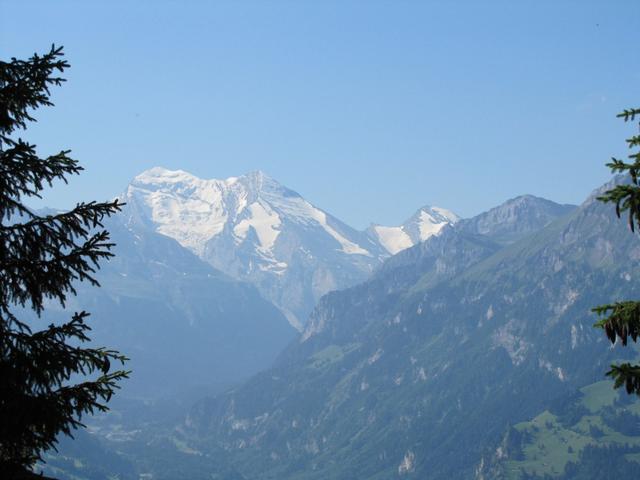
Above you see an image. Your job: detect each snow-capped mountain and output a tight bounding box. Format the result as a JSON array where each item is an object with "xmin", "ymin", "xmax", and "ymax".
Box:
[
  {"xmin": 124, "ymin": 168, "xmax": 384, "ymax": 329},
  {"xmin": 123, "ymin": 167, "xmax": 459, "ymax": 329},
  {"xmin": 367, "ymin": 206, "xmax": 460, "ymax": 255}
]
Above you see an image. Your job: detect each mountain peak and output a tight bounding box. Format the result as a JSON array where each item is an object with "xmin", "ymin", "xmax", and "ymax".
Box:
[
  {"xmin": 123, "ymin": 167, "xmax": 384, "ymax": 328},
  {"xmin": 368, "ymin": 205, "xmax": 460, "ymax": 255},
  {"xmin": 133, "ymin": 166, "xmax": 199, "ymax": 185},
  {"xmin": 243, "ymin": 169, "xmax": 272, "ymax": 181},
  {"xmin": 409, "ymin": 205, "xmax": 461, "ymax": 226},
  {"xmin": 459, "ymin": 194, "xmax": 577, "ymax": 245},
  {"xmin": 237, "ymin": 170, "xmax": 293, "ymax": 196},
  {"xmin": 132, "ymin": 167, "xmax": 278, "ymax": 190}
]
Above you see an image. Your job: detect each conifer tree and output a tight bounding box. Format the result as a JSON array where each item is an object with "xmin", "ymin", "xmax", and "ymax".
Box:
[
  {"xmin": 593, "ymin": 106, "xmax": 640, "ymax": 395},
  {"xmin": 0, "ymin": 46, "xmax": 129, "ymax": 477}
]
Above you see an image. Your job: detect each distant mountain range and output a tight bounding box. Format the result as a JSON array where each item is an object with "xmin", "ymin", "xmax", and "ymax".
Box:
[
  {"xmin": 172, "ymin": 180, "xmax": 640, "ymax": 479},
  {"xmin": 124, "ymin": 167, "xmax": 460, "ymax": 328},
  {"xmin": 43, "ymin": 171, "xmax": 638, "ymax": 480},
  {"xmin": 36, "ymin": 168, "xmax": 464, "ymax": 397}
]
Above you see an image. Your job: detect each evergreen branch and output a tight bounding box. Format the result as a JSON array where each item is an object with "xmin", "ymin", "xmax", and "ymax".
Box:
[
  {"xmin": 0, "ymin": 307, "xmax": 32, "ymax": 334},
  {"xmin": 607, "ymin": 363, "xmax": 640, "ymax": 396},
  {"xmin": 617, "ymin": 108, "xmax": 640, "ymax": 122},
  {"xmin": 627, "ymin": 135, "xmax": 640, "ymax": 149},
  {"xmin": 603, "ymin": 158, "xmax": 640, "ymax": 184},
  {"xmin": 0, "ymin": 201, "xmax": 122, "ymax": 263},
  {"xmin": 593, "ymin": 301, "xmax": 640, "ymax": 345},
  {"xmin": 0, "ymin": 196, "xmax": 34, "ymax": 223},
  {"xmin": 2, "ymin": 313, "xmax": 129, "ymax": 395},
  {"xmin": 0, "ymin": 45, "xmax": 129, "ymax": 473},
  {"xmin": 0, "ymin": 141, "xmax": 82, "ymax": 220},
  {"xmin": 0, "ymin": 45, "xmax": 68, "ymax": 135},
  {"xmin": 0, "ymin": 230, "xmax": 116, "ymax": 313},
  {"xmin": 0, "ymin": 200, "xmax": 122, "ymax": 313},
  {"xmin": 0, "ymin": 369, "xmax": 130, "ymax": 465},
  {"xmin": 593, "ymin": 107, "xmax": 640, "ymax": 400},
  {"xmin": 596, "ymin": 184, "xmax": 640, "ymax": 232},
  {"xmin": 55, "ymin": 369, "xmax": 131, "ymax": 419},
  {"xmin": 0, "ymin": 313, "xmax": 129, "ymax": 465},
  {"xmin": 0, "ymin": 199, "xmax": 123, "ymax": 234}
]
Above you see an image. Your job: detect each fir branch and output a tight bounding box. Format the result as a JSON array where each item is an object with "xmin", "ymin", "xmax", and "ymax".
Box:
[
  {"xmin": 593, "ymin": 301, "xmax": 640, "ymax": 346},
  {"xmin": 607, "ymin": 363, "xmax": 640, "ymax": 396},
  {"xmin": 596, "ymin": 184, "xmax": 640, "ymax": 232},
  {"xmin": 0, "ymin": 141, "xmax": 82, "ymax": 220},
  {"xmin": 617, "ymin": 108, "xmax": 640, "ymax": 122},
  {"xmin": 0, "ymin": 229, "xmax": 116, "ymax": 313},
  {"xmin": 0, "ymin": 45, "xmax": 69, "ymax": 135},
  {"xmin": 594, "ymin": 106, "xmax": 640, "ymax": 397},
  {"xmin": 0, "ymin": 46, "xmax": 129, "ymax": 472}
]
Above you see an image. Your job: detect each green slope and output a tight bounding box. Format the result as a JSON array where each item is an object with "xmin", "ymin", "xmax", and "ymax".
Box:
[{"xmin": 482, "ymin": 380, "xmax": 640, "ymax": 479}]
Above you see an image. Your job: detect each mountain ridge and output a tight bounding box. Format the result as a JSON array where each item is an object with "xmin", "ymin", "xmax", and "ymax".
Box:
[
  {"xmin": 124, "ymin": 167, "xmax": 461, "ymax": 328},
  {"xmin": 39, "ymin": 174, "xmax": 592, "ymax": 480},
  {"xmin": 181, "ymin": 178, "xmax": 633, "ymax": 480}
]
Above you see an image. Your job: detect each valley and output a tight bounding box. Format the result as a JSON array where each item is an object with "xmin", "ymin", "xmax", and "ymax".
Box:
[{"xmin": 39, "ymin": 173, "xmax": 640, "ymax": 480}]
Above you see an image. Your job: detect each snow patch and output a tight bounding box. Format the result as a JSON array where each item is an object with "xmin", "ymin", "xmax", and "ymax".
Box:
[
  {"xmin": 127, "ymin": 168, "xmax": 234, "ymax": 255},
  {"xmin": 417, "ymin": 210, "xmax": 448, "ymax": 240},
  {"xmin": 398, "ymin": 451, "xmax": 416, "ymax": 475},
  {"xmin": 571, "ymin": 325, "xmax": 578, "ymax": 350},
  {"xmin": 371, "ymin": 225, "xmax": 413, "ymax": 255},
  {"xmin": 233, "ymin": 201, "xmax": 282, "ymax": 254},
  {"xmin": 486, "ymin": 305, "xmax": 494, "ymax": 320},
  {"xmin": 432, "ymin": 206, "xmax": 460, "ymax": 221},
  {"xmin": 308, "ymin": 207, "xmax": 371, "ymax": 256},
  {"xmin": 371, "ymin": 205, "xmax": 459, "ymax": 255},
  {"xmin": 231, "ymin": 419, "xmax": 250, "ymax": 431},
  {"xmin": 368, "ymin": 348, "xmax": 383, "ymax": 365},
  {"xmin": 553, "ymin": 289, "xmax": 579, "ymax": 316}
]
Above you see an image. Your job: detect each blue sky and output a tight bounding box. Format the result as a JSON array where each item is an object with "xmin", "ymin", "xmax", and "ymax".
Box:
[{"xmin": 2, "ymin": 0, "xmax": 639, "ymax": 229}]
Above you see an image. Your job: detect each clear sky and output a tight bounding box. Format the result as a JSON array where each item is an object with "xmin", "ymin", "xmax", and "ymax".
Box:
[{"xmin": 2, "ymin": 0, "xmax": 639, "ymax": 229}]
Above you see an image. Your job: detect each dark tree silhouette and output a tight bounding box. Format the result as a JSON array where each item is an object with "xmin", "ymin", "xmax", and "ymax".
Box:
[
  {"xmin": 593, "ymin": 107, "xmax": 640, "ymax": 395},
  {"xmin": 0, "ymin": 46, "xmax": 129, "ymax": 478}
]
